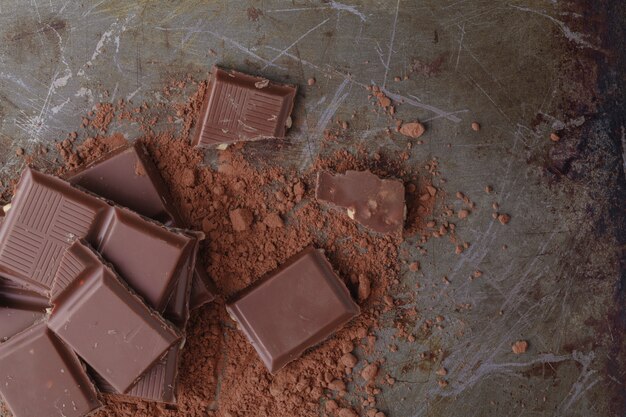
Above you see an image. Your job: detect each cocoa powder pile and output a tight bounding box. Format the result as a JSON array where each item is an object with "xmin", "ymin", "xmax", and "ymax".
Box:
[{"xmin": 43, "ymin": 77, "xmax": 445, "ymax": 417}]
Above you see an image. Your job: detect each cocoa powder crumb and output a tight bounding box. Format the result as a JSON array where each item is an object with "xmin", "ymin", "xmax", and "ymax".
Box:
[
  {"xmin": 512, "ymin": 340, "xmax": 528, "ymax": 354},
  {"xmin": 230, "ymin": 208, "xmax": 254, "ymax": 231},
  {"xmin": 498, "ymin": 213, "xmax": 511, "ymax": 225},
  {"xmin": 471, "ymin": 122, "xmax": 481, "ymax": 131},
  {"xmin": 399, "ymin": 122, "xmax": 425, "ymax": 139},
  {"xmin": 307, "ymin": 78, "xmax": 316, "ymax": 86},
  {"xmin": 361, "ymin": 363, "xmax": 379, "ymax": 382}
]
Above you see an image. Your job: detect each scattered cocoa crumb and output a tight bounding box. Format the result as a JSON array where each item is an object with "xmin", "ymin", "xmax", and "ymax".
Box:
[
  {"xmin": 15, "ymin": 147, "xmax": 24, "ymax": 156},
  {"xmin": 550, "ymin": 132, "xmax": 560, "ymax": 142},
  {"xmin": 263, "ymin": 212, "xmax": 284, "ymax": 228},
  {"xmin": 436, "ymin": 367, "xmax": 447, "ymax": 376},
  {"xmin": 512, "ymin": 340, "xmax": 528, "ymax": 354},
  {"xmin": 438, "ymin": 380, "xmax": 448, "ymax": 388},
  {"xmin": 409, "ymin": 262, "xmax": 419, "ymax": 272},
  {"xmin": 399, "ymin": 122, "xmax": 425, "ymax": 139},
  {"xmin": 307, "ymin": 78, "xmax": 316, "ymax": 86},
  {"xmin": 361, "ymin": 363, "xmax": 379, "ymax": 382},
  {"xmin": 339, "ymin": 353, "xmax": 358, "ymax": 368},
  {"xmin": 458, "ymin": 209, "xmax": 469, "ymax": 219},
  {"xmin": 471, "ymin": 122, "xmax": 481, "ymax": 131},
  {"xmin": 497, "ymin": 214, "xmax": 511, "ymax": 225},
  {"xmin": 229, "ymin": 208, "xmax": 254, "ymax": 231},
  {"xmin": 485, "ymin": 185, "xmax": 493, "ymax": 193},
  {"xmin": 472, "ymin": 270, "xmax": 483, "ymax": 278},
  {"xmin": 393, "ymin": 76, "xmax": 401, "ymax": 82},
  {"xmin": 357, "ymin": 274, "xmax": 371, "ymax": 302},
  {"xmin": 338, "ymin": 408, "xmax": 358, "ymax": 417}
]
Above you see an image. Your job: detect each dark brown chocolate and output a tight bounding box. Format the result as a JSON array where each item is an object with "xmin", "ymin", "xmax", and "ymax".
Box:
[
  {"xmin": 0, "ymin": 321, "xmax": 102, "ymax": 417},
  {"xmin": 192, "ymin": 66, "xmax": 297, "ymax": 147},
  {"xmin": 315, "ymin": 170, "xmax": 406, "ymax": 234},
  {"xmin": 0, "ymin": 278, "xmax": 48, "ymax": 341},
  {"xmin": 67, "ymin": 142, "xmax": 216, "ymax": 309},
  {"xmin": 48, "ymin": 241, "xmax": 181, "ymax": 393},
  {"xmin": 0, "ymin": 168, "xmax": 196, "ymax": 312},
  {"xmin": 226, "ymin": 246, "xmax": 359, "ymax": 373}
]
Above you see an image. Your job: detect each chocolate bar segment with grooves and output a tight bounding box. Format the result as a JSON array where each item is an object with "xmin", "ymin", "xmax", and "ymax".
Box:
[
  {"xmin": 67, "ymin": 142, "xmax": 216, "ymax": 309},
  {"xmin": 0, "ymin": 168, "xmax": 195, "ymax": 312},
  {"xmin": 226, "ymin": 246, "xmax": 359, "ymax": 373},
  {"xmin": 0, "ymin": 278, "xmax": 49, "ymax": 341},
  {"xmin": 192, "ymin": 66, "xmax": 297, "ymax": 147},
  {"xmin": 315, "ymin": 170, "xmax": 406, "ymax": 234},
  {"xmin": 49, "ymin": 241, "xmax": 181, "ymax": 393},
  {"xmin": 0, "ymin": 321, "xmax": 101, "ymax": 417}
]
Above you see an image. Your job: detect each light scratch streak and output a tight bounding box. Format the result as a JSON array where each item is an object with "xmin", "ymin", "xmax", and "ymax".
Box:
[
  {"xmin": 382, "ymin": 0, "xmax": 401, "ymax": 88},
  {"xmin": 262, "ymin": 18, "xmax": 330, "ymax": 70},
  {"xmin": 455, "ymin": 24, "xmax": 465, "ymax": 71}
]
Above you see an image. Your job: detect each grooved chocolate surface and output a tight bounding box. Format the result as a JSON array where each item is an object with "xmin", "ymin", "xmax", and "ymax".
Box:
[
  {"xmin": 315, "ymin": 170, "xmax": 406, "ymax": 234},
  {"xmin": 0, "ymin": 321, "xmax": 101, "ymax": 417},
  {"xmin": 0, "ymin": 168, "xmax": 195, "ymax": 312},
  {"xmin": 0, "ymin": 278, "xmax": 48, "ymax": 342},
  {"xmin": 67, "ymin": 142, "xmax": 216, "ymax": 309},
  {"xmin": 48, "ymin": 241, "xmax": 181, "ymax": 394},
  {"xmin": 226, "ymin": 246, "xmax": 359, "ymax": 373},
  {"xmin": 192, "ymin": 66, "xmax": 297, "ymax": 147}
]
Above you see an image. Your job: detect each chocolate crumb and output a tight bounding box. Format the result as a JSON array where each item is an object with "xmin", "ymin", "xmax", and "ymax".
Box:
[
  {"xmin": 471, "ymin": 122, "xmax": 481, "ymax": 131},
  {"xmin": 550, "ymin": 132, "xmax": 560, "ymax": 142},
  {"xmin": 229, "ymin": 208, "xmax": 254, "ymax": 231},
  {"xmin": 497, "ymin": 214, "xmax": 511, "ymax": 225},
  {"xmin": 361, "ymin": 363, "xmax": 379, "ymax": 382},
  {"xmin": 512, "ymin": 340, "xmax": 528, "ymax": 354},
  {"xmin": 307, "ymin": 78, "xmax": 316, "ymax": 86},
  {"xmin": 399, "ymin": 122, "xmax": 425, "ymax": 139}
]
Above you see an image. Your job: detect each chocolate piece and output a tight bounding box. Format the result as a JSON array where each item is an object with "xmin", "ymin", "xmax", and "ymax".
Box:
[
  {"xmin": 226, "ymin": 247, "xmax": 359, "ymax": 373},
  {"xmin": 0, "ymin": 168, "xmax": 195, "ymax": 312},
  {"xmin": 92, "ymin": 231, "xmax": 200, "ymax": 404},
  {"xmin": 67, "ymin": 142, "xmax": 216, "ymax": 309},
  {"xmin": 192, "ymin": 66, "xmax": 297, "ymax": 147},
  {"xmin": 315, "ymin": 170, "xmax": 406, "ymax": 234},
  {"xmin": 0, "ymin": 278, "xmax": 48, "ymax": 341},
  {"xmin": 49, "ymin": 241, "xmax": 181, "ymax": 393},
  {"xmin": 0, "ymin": 321, "xmax": 101, "ymax": 417}
]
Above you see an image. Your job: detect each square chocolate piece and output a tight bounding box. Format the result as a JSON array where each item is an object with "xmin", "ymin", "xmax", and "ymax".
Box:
[
  {"xmin": 192, "ymin": 66, "xmax": 297, "ymax": 147},
  {"xmin": 316, "ymin": 170, "xmax": 406, "ymax": 234},
  {"xmin": 0, "ymin": 321, "xmax": 101, "ymax": 417},
  {"xmin": 48, "ymin": 241, "xmax": 181, "ymax": 393},
  {"xmin": 226, "ymin": 246, "xmax": 359, "ymax": 373}
]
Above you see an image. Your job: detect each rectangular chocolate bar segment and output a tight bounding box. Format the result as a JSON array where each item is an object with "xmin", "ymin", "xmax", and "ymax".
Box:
[
  {"xmin": 192, "ymin": 66, "xmax": 297, "ymax": 147},
  {"xmin": 97, "ymin": 207, "xmax": 194, "ymax": 312},
  {"xmin": 0, "ymin": 278, "xmax": 49, "ymax": 341},
  {"xmin": 316, "ymin": 170, "xmax": 406, "ymax": 234},
  {"xmin": 67, "ymin": 142, "xmax": 216, "ymax": 309},
  {"xmin": 48, "ymin": 241, "xmax": 181, "ymax": 393},
  {"xmin": 0, "ymin": 168, "xmax": 196, "ymax": 312},
  {"xmin": 226, "ymin": 246, "xmax": 359, "ymax": 373},
  {"xmin": 0, "ymin": 321, "xmax": 101, "ymax": 417}
]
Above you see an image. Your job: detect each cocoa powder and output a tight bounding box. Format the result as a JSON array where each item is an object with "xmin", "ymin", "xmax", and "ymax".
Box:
[{"xmin": 45, "ymin": 77, "xmax": 446, "ymax": 417}]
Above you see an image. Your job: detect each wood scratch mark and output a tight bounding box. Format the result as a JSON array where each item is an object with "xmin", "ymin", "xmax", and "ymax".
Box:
[
  {"xmin": 382, "ymin": 0, "xmax": 400, "ymax": 88},
  {"xmin": 265, "ymin": 1, "xmax": 367, "ymax": 22},
  {"xmin": 155, "ymin": 25, "xmax": 285, "ymax": 70},
  {"xmin": 509, "ymin": 4, "xmax": 597, "ymax": 50},
  {"xmin": 455, "ymin": 24, "xmax": 465, "ymax": 71},
  {"xmin": 382, "ymin": 88, "xmax": 464, "ymax": 123},
  {"xmin": 262, "ymin": 18, "xmax": 330, "ymax": 71}
]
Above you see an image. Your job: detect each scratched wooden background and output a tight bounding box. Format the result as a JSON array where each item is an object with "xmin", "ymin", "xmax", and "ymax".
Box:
[{"xmin": 0, "ymin": 1, "xmax": 624, "ymax": 417}]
